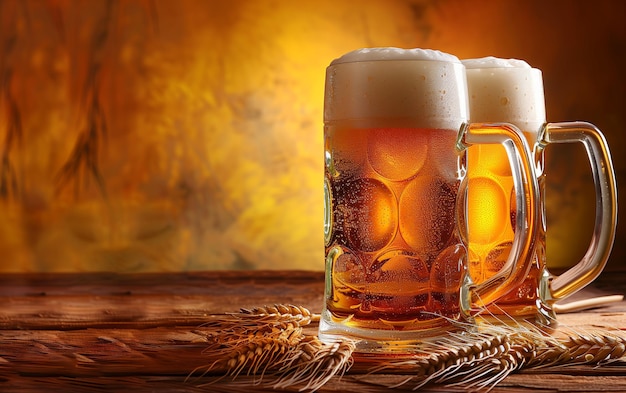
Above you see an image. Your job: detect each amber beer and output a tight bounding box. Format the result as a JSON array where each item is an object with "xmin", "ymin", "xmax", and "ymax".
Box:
[
  {"xmin": 466, "ymin": 131, "xmax": 544, "ymax": 318},
  {"xmin": 464, "ymin": 57, "xmax": 617, "ymax": 325},
  {"xmin": 325, "ymin": 125, "xmax": 463, "ymax": 328},
  {"xmin": 320, "ymin": 48, "xmax": 537, "ymax": 349}
]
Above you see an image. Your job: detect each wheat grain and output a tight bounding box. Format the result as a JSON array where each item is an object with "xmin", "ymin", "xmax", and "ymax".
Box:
[
  {"xmin": 273, "ymin": 337, "xmax": 356, "ymax": 392},
  {"xmin": 188, "ymin": 304, "xmax": 625, "ymax": 392},
  {"xmin": 197, "ymin": 304, "xmax": 317, "ymax": 347},
  {"xmin": 529, "ymin": 328, "xmax": 626, "ymax": 368},
  {"xmin": 239, "ymin": 304, "xmax": 316, "ymax": 324},
  {"xmin": 364, "ymin": 326, "xmax": 521, "ymax": 391}
]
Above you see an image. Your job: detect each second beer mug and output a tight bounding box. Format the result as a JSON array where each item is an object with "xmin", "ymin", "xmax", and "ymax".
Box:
[
  {"xmin": 319, "ymin": 48, "xmax": 537, "ymax": 351},
  {"xmin": 463, "ymin": 57, "xmax": 618, "ymax": 325}
]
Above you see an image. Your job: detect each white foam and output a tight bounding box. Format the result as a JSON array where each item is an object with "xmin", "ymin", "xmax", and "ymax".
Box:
[
  {"xmin": 462, "ymin": 57, "xmax": 546, "ymax": 132},
  {"xmin": 463, "ymin": 56, "xmax": 531, "ymax": 69},
  {"xmin": 325, "ymin": 47, "xmax": 468, "ymax": 129},
  {"xmin": 331, "ymin": 47, "xmax": 460, "ymax": 65}
]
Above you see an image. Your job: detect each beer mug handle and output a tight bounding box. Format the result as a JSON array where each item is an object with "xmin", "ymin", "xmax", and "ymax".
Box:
[
  {"xmin": 539, "ymin": 122, "xmax": 618, "ymax": 300},
  {"xmin": 459, "ymin": 123, "xmax": 539, "ymax": 307}
]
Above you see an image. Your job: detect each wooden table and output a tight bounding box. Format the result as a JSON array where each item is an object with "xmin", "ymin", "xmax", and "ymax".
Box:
[{"xmin": 0, "ymin": 269, "xmax": 624, "ymax": 392}]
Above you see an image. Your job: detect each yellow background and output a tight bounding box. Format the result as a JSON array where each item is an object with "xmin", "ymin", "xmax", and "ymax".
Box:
[{"xmin": 0, "ymin": 0, "xmax": 623, "ymax": 272}]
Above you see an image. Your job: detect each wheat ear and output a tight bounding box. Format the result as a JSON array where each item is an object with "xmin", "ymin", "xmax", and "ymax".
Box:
[
  {"xmin": 530, "ymin": 328, "xmax": 626, "ymax": 367},
  {"xmin": 191, "ymin": 304, "xmax": 357, "ymax": 392},
  {"xmin": 272, "ymin": 336, "xmax": 356, "ymax": 392},
  {"xmin": 198, "ymin": 304, "xmax": 316, "ymax": 346}
]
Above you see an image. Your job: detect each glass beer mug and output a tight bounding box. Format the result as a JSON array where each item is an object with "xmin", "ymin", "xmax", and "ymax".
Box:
[
  {"xmin": 463, "ymin": 57, "xmax": 618, "ymax": 325},
  {"xmin": 319, "ymin": 48, "xmax": 538, "ymax": 350}
]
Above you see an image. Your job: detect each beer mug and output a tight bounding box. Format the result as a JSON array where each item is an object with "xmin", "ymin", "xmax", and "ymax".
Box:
[
  {"xmin": 463, "ymin": 57, "xmax": 617, "ymax": 325},
  {"xmin": 319, "ymin": 48, "xmax": 538, "ymax": 350}
]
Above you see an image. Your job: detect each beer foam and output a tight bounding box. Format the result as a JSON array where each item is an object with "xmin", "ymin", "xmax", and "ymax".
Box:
[
  {"xmin": 462, "ymin": 57, "xmax": 546, "ymax": 132},
  {"xmin": 462, "ymin": 56, "xmax": 531, "ymax": 69},
  {"xmin": 325, "ymin": 47, "xmax": 468, "ymax": 129},
  {"xmin": 331, "ymin": 47, "xmax": 460, "ymax": 65}
]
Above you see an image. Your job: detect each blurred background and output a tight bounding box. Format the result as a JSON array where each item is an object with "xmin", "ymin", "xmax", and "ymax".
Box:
[{"xmin": 0, "ymin": 0, "xmax": 623, "ymax": 272}]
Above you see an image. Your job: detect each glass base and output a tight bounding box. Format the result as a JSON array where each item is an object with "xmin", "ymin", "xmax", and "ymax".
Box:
[
  {"xmin": 473, "ymin": 301, "xmax": 557, "ymax": 330},
  {"xmin": 318, "ymin": 309, "xmax": 474, "ymax": 353}
]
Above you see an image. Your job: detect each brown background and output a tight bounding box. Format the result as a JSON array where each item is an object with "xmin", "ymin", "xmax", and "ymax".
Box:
[{"xmin": 0, "ymin": 0, "xmax": 623, "ymax": 272}]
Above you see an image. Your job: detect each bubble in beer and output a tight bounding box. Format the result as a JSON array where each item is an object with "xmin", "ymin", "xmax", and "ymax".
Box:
[
  {"xmin": 429, "ymin": 129, "xmax": 462, "ymax": 180},
  {"xmin": 342, "ymin": 178, "xmax": 397, "ymax": 253},
  {"xmin": 327, "ymin": 126, "xmax": 368, "ymax": 177},
  {"xmin": 399, "ymin": 176, "xmax": 456, "ymax": 254},
  {"xmin": 367, "ymin": 128, "xmax": 428, "ymax": 181},
  {"xmin": 467, "ymin": 177, "xmax": 508, "ymax": 245}
]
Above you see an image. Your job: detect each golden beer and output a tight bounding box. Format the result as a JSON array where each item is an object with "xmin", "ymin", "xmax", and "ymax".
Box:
[
  {"xmin": 325, "ymin": 125, "xmax": 463, "ymax": 329},
  {"xmin": 464, "ymin": 57, "xmax": 617, "ymax": 325},
  {"xmin": 467, "ymin": 131, "xmax": 546, "ymax": 318},
  {"xmin": 319, "ymin": 48, "xmax": 537, "ymax": 349}
]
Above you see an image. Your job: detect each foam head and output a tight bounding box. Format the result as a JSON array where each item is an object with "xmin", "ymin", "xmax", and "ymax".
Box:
[
  {"xmin": 324, "ymin": 47, "xmax": 469, "ymax": 129},
  {"xmin": 462, "ymin": 57, "xmax": 546, "ymax": 132}
]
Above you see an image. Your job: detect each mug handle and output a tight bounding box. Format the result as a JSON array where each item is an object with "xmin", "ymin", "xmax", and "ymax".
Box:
[
  {"xmin": 459, "ymin": 122, "xmax": 539, "ymax": 307},
  {"xmin": 538, "ymin": 122, "xmax": 618, "ymax": 300}
]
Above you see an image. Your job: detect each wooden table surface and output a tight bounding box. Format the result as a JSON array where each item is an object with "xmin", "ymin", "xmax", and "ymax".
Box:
[{"xmin": 0, "ymin": 269, "xmax": 624, "ymax": 392}]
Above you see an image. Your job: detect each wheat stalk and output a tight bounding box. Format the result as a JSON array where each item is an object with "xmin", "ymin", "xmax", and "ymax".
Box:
[
  {"xmin": 365, "ymin": 325, "xmax": 529, "ymax": 391},
  {"xmin": 189, "ymin": 305, "xmax": 355, "ymax": 392},
  {"xmin": 188, "ymin": 304, "xmax": 625, "ymax": 392},
  {"xmin": 361, "ymin": 317, "xmax": 626, "ymax": 392},
  {"xmin": 197, "ymin": 304, "xmax": 318, "ymax": 347},
  {"xmin": 272, "ymin": 336, "xmax": 356, "ymax": 391}
]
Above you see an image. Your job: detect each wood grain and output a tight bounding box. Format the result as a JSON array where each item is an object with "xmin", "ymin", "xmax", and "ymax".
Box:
[{"xmin": 0, "ymin": 269, "xmax": 624, "ymax": 392}]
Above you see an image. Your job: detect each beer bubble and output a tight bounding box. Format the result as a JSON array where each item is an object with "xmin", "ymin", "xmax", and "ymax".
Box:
[
  {"xmin": 367, "ymin": 128, "xmax": 428, "ymax": 181},
  {"xmin": 429, "ymin": 130, "xmax": 462, "ymax": 180},
  {"xmin": 399, "ymin": 176, "xmax": 456, "ymax": 254},
  {"xmin": 341, "ymin": 178, "xmax": 397, "ymax": 253},
  {"xmin": 327, "ymin": 126, "xmax": 367, "ymax": 177}
]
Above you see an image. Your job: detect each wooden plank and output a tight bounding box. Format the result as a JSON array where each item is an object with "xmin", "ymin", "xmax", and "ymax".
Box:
[
  {"xmin": 0, "ymin": 271, "xmax": 325, "ymax": 329},
  {"xmin": 2, "ymin": 374, "xmax": 626, "ymax": 393},
  {"xmin": 0, "ymin": 270, "xmax": 624, "ymax": 392}
]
